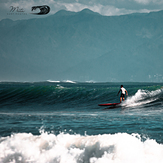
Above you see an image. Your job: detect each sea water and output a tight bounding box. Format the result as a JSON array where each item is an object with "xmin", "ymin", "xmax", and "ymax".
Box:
[{"xmin": 0, "ymin": 81, "xmax": 163, "ymax": 163}]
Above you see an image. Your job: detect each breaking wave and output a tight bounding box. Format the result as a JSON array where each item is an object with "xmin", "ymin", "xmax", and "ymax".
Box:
[
  {"xmin": 123, "ymin": 88, "xmax": 163, "ymax": 107},
  {"xmin": 0, "ymin": 131, "xmax": 163, "ymax": 163},
  {"xmin": 0, "ymin": 82, "xmax": 162, "ymax": 109}
]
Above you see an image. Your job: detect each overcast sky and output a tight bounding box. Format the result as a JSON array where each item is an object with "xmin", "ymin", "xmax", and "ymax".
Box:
[{"xmin": 1, "ymin": 0, "xmax": 163, "ymax": 20}]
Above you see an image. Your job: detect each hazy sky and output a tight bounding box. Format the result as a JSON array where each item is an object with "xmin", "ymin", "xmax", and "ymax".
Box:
[{"xmin": 1, "ymin": 0, "xmax": 163, "ymax": 20}]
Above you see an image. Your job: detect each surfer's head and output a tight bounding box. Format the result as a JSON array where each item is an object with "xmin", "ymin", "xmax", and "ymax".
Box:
[{"xmin": 121, "ymin": 85, "xmax": 123, "ymax": 88}]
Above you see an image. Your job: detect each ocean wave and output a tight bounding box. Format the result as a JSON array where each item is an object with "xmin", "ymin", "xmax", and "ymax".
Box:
[
  {"xmin": 0, "ymin": 132, "xmax": 163, "ymax": 163},
  {"xmin": 123, "ymin": 88, "xmax": 163, "ymax": 107},
  {"xmin": 0, "ymin": 82, "xmax": 162, "ymax": 108},
  {"xmin": 85, "ymin": 80, "xmax": 96, "ymax": 83},
  {"xmin": 47, "ymin": 80, "xmax": 60, "ymax": 83},
  {"xmin": 62, "ymin": 80, "xmax": 76, "ymax": 84}
]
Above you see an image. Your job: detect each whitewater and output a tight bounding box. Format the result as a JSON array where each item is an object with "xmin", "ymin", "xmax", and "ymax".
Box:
[{"xmin": 0, "ymin": 81, "xmax": 163, "ymax": 163}]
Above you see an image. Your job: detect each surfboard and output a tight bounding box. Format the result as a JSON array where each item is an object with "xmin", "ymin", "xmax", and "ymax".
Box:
[{"xmin": 98, "ymin": 103, "xmax": 120, "ymax": 106}]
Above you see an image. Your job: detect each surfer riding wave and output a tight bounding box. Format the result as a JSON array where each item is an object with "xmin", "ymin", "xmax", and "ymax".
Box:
[{"xmin": 117, "ymin": 85, "xmax": 128, "ymax": 103}]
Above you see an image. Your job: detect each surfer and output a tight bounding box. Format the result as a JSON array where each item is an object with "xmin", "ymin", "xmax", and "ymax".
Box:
[{"xmin": 117, "ymin": 85, "xmax": 128, "ymax": 103}]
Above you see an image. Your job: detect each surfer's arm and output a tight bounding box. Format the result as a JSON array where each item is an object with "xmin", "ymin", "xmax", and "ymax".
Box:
[
  {"xmin": 125, "ymin": 90, "xmax": 128, "ymax": 96},
  {"xmin": 117, "ymin": 89, "xmax": 120, "ymax": 96}
]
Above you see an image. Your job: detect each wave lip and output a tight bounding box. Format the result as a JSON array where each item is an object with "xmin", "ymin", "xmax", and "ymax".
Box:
[{"xmin": 1, "ymin": 132, "xmax": 163, "ymax": 163}]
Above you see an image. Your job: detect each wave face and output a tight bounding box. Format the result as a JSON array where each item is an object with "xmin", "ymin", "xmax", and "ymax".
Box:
[{"xmin": 0, "ymin": 82, "xmax": 162, "ymax": 109}]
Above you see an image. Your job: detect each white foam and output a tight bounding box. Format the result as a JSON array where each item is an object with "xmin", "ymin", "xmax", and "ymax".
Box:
[
  {"xmin": 62, "ymin": 80, "xmax": 76, "ymax": 84},
  {"xmin": 122, "ymin": 89, "xmax": 162, "ymax": 107},
  {"xmin": 47, "ymin": 80, "xmax": 60, "ymax": 83},
  {"xmin": 85, "ymin": 80, "xmax": 96, "ymax": 83},
  {"xmin": 1, "ymin": 132, "xmax": 163, "ymax": 163},
  {"xmin": 56, "ymin": 84, "xmax": 64, "ymax": 89}
]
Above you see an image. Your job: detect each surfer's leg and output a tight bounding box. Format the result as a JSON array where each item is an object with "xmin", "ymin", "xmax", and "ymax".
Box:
[{"xmin": 120, "ymin": 97, "xmax": 122, "ymax": 103}]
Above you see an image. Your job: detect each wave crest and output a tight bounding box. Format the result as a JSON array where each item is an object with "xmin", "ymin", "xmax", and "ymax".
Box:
[{"xmin": 123, "ymin": 88, "xmax": 163, "ymax": 107}]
